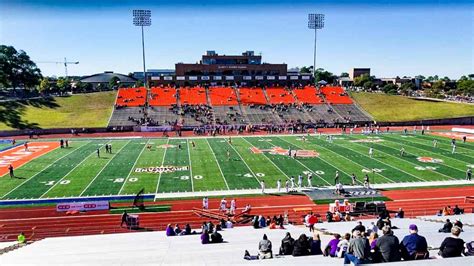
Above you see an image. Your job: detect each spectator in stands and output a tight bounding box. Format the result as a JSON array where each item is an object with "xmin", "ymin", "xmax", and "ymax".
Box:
[
  {"xmin": 438, "ymin": 219, "xmax": 453, "ymax": 233},
  {"xmin": 174, "ymin": 224, "xmax": 183, "ymax": 235},
  {"xmin": 252, "ymin": 216, "xmax": 260, "ymax": 229},
  {"xmin": 352, "ymin": 221, "xmax": 366, "ymax": 234},
  {"xmin": 207, "ymin": 221, "xmax": 215, "ymax": 233},
  {"xmin": 310, "ymin": 233, "xmax": 323, "ymax": 255},
  {"xmin": 17, "ymin": 232, "xmax": 26, "ymax": 245},
  {"xmin": 258, "ymin": 234, "xmax": 273, "ymax": 259},
  {"xmin": 279, "ymin": 232, "xmax": 295, "ymax": 255},
  {"xmin": 439, "ymin": 226, "xmax": 465, "ymax": 258},
  {"xmin": 344, "ymin": 230, "xmax": 370, "ymax": 265},
  {"xmin": 211, "ymin": 230, "xmax": 223, "ymax": 243},
  {"xmin": 375, "ymin": 225, "xmax": 401, "ymax": 262},
  {"xmin": 454, "ymin": 219, "xmax": 463, "ymax": 230},
  {"xmin": 395, "ymin": 208, "xmax": 404, "ymax": 218},
  {"xmin": 453, "ymin": 205, "xmax": 463, "ymax": 215},
  {"xmin": 166, "ymin": 224, "xmax": 176, "ymax": 236},
  {"xmin": 293, "ymin": 234, "xmax": 311, "ymax": 256},
  {"xmin": 225, "ymin": 219, "xmax": 233, "ymax": 229},
  {"xmin": 369, "ymin": 232, "xmax": 378, "ymax": 250},
  {"xmin": 369, "ymin": 222, "xmax": 378, "ymax": 235},
  {"xmin": 368, "ymin": 232, "xmax": 381, "ymax": 262},
  {"xmin": 337, "ymin": 233, "xmax": 351, "ymax": 258},
  {"xmin": 400, "ymin": 224, "xmax": 428, "ymax": 260},
  {"xmin": 259, "ymin": 215, "xmax": 266, "ymax": 228},
  {"xmin": 323, "ymin": 234, "xmax": 340, "ymax": 257},
  {"xmin": 201, "ymin": 229, "xmax": 210, "ymax": 244},
  {"xmin": 201, "ymin": 222, "xmax": 208, "ymax": 233},
  {"xmin": 184, "ymin": 224, "xmax": 192, "ymax": 235}
]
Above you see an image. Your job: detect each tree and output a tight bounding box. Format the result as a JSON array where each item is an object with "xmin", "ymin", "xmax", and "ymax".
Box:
[
  {"xmin": 340, "ymin": 72, "xmax": 349, "ymax": 78},
  {"xmin": 134, "ymin": 80, "xmax": 144, "ymax": 87},
  {"xmin": 400, "ymin": 82, "xmax": 416, "ymax": 96},
  {"xmin": 382, "ymin": 83, "xmax": 398, "ymax": 94},
  {"xmin": 299, "ymin": 66, "xmax": 311, "ymax": 74},
  {"xmin": 353, "ymin": 74, "xmax": 372, "ymax": 87},
  {"xmin": 109, "ymin": 76, "xmax": 120, "ymax": 89},
  {"xmin": 38, "ymin": 78, "xmax": 50, "ymax": 94},
  {"xmin": 458, "ymin": 75, "xmax": 468, "ymax": 81},
  {"xmin": 457, "ymin": 80, "xmax": 474, "ymax": 95},
  {"xmin": 56, "ymin": 77, "xmax": 70, "ymax": 93},
  {"xmin": 0, "ymin": 45, "xmax": 42, "ymax": 90},
  {"xmin": 314, "ymin": 68, "xmax": 336, "ymax": 83},
  {"xmin": 415, "ymin": 75, "xmax": 425, "ymax": 81},
  {"xmin": 425, "ymin": 80, "xmax": 445, "ymax": 98}
]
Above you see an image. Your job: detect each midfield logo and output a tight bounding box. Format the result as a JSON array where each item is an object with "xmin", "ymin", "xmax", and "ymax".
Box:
[
  {"xmin": 135, "ymin": 166, "xmax": 189, "ymax": 173},
  {"xmin": 417, "ymin": 157, "xmax": 443, "ymax": 163},
  {"xmin": 250, "ymin": 146, "xmax": 319, "ymax": 157}
]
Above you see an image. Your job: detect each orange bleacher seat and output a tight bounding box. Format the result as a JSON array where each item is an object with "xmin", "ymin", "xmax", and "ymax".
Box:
[
  {"xmin": 180, "ymin": 87, "xmax": 207, "ymax": 105},
  {"xmin": 115, "ymin": 88, "xmax": 147, "ymax": 107},
  {"xmin": 209, "ymin": 87, "xmax": 238, "ymax": 106},
  {"xmin": 265, "ymin": 87, "xmax": 296, "ymax": 104},
  {"xmin": 149, "ymin": 87, "xmax": 177, "ymax": 106},
  {"xmin": 238, "ymin": 87, "xmax": 267, "ymax": 105},
  {"xmin": 293, "ymin": 86, "xmax": 324, "ymax": 104},
  {"xmin": 321, "ymin": 86, "xmax": 353, "ymax": 104}
]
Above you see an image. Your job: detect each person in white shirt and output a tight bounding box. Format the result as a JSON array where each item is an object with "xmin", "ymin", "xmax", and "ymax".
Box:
[
  {"xmin": 298, "ymin": 175, "xmax": 303, "ymax": 190},
  {"xmin": 225, "ymin": 219, "xmax": 233, "ymax": 228},
  {"xmin": 277, "ymin": 179, "xmax": 281, "ymax": 192},
  {"xmin": 285, "ymin": 180, "xmax": 290, "ymax": 193},
  {"xmin": 202, "ymin": 197, "xmax": 209, "ymax": 209},
  {"xmin": 290, "ymin": 176, "xmax": 295, "ymax": 191},
  {"xmin": 261, "ymin": 180, "xmax": 265, "ymax": 194},
  {"xmin": 307, "ymin": 173, "xmax": 312, "ymax": 188},
  {"xmin": 369, "ymin": 147, "xmax": 374, "ymax": 158},
  {"xmin": 220, "ymin": 198, "xmax": 227, "ymax": 212},
  {"xmin": 230, "ymin": 199, "xmax": 236, "ymax": 215}
]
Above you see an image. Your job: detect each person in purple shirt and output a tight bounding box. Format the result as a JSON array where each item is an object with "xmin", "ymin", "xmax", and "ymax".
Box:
[
  {"xmin": 201, "ymin": 229, "xmax": 210, "ymax": 244},
  {"xmin": 323, "ymin": 234, "xmax": 340, "ymax": 257},
  {"xmin": 165, "ymin": 224, "xmax": 176, "ymax": 236},
  {"xmin": 401, "ymin": 224, "xmax": 429, "ymax": 260}
]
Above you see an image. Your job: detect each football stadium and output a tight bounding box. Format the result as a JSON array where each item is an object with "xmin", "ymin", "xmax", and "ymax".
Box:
[{"xmin": 0, "ymin": 1, "xmax": 473, "ymax": 265}]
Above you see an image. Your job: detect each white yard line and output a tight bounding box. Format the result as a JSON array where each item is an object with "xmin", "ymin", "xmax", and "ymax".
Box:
[
  {"xmin": 40, "ymin": 141, "xmax": 110, "ymax": 198},
  {"xmin": 118, "ymin": 140, "xmax": 149, "ymax": 195},
  {"xmin": 350, "ymin": 136, "xmax": 457, "ymax": 181},
  {"xmin": 300, "ymin": 136, "xmax": 394, "ymax": 184},
  {"xmin": 227, "ymin": 140, "xmax": 261, "ymax": 185},
  {"xmin": 341, "ymin": 140, "xmax": 428, "ymax": 182},
  {"xmin": 240, "ymin": 137, "xmax": 290, "ymax": 181},
  {"xmin": 381, "ymin": 135, "xmax": 474, "ymax": 165},
  {"xmin": 205, "ymin": 138, "xmax": 230, "ymax": 190},
  {"xmin": 154, "ymin": 138, "xmax": 170, "ymax": 198},
  {"xmin": 186, "ymin": 139, "xmax": 194, "ymax": 192},
  {"xmin": 1, "ymin": 141, "xmax": 90, "ymax": 199},
  {"xmin": 79, "ymin": 140, "xmax": 131, "ymax": 196},
  {"xmin": 260, "ymin": 136, "xmax": 331, "ymax": 186}
]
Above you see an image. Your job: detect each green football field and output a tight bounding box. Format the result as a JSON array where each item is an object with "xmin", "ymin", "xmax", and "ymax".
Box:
[{"xmin": 0, "ymin": 133, "xmax": 473, "ymax": 200}]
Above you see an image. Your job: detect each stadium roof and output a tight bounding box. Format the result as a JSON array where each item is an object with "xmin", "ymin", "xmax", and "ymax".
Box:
[{"xmin": 80, "ymin": 72, "xmax": 137, "ymax": 83}]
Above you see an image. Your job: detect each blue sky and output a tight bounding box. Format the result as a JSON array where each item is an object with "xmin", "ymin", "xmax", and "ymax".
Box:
[{"xmin": 1, "ymin": 0, "xmax": 472, "ymax": 78}]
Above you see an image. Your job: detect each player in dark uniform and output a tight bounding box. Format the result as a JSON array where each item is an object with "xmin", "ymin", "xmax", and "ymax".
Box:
[{"xmin": 9, "ymin": 164, "xmax": 14, "ymax": 178}]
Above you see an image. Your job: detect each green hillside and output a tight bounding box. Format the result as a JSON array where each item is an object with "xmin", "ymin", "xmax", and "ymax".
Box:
[
  {"xmin": 352, "ymin": 92, "xmax": 474, "ymax": 122},
  {"xmin": 0, "ymin": 91, "xmax": 116, "ymax": 130}
]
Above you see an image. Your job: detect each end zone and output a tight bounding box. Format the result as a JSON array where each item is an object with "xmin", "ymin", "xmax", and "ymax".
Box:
[{"xmin": 0, "ymin": 142, "xmax": 60, "ymax": 176}]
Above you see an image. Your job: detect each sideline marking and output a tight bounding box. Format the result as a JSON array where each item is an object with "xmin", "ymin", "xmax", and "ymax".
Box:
[{"xmin": 154, "ymin": 139, "xmax": 170, "ymax": 197}]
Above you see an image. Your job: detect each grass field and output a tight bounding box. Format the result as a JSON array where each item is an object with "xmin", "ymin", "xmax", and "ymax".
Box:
[
  {"xmin": 0, "ymin": 91, "xmax": 116, "ymax": 130},
  {"xmin": 352, "ymin": 92, "xmax": 474, "ymax": 122},
  {"xmin": 0, "ymin": 133, "xmax": 473, "ymax": 200}
]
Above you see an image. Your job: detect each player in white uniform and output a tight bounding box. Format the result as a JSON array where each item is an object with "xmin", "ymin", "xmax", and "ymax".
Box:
[
  {"xmin": 290, "ymin": 176, "xmax": 295, "ymax": 191},
  {"xmin": 277, "ymin": 179, "xmax": 281, "ymax": 192},
  {"xmin": 220, "ymin": 198, "xmax": 227, "ymax": 212},
  {"xmin": 452, "ymin": 144, "xmax": 456, "ymax": 154},
  {"xmin": 369, "ymin": 147, "xmax": 374, "ymax": 158},
  {"xmin": 260, "ymin": 180, "xmax": 265, "ymax": 194},
  {"xmin": 230, "ymin": 199, "xmax": 236, "ymax": 215},
  {"xmin": 307, "ymin": 173, "xmax": 312, "ymax": 188},
  {"xmin": 285, "ymin": 180, "xmax": 290, "ymax": 193},
  {"xmin": 298, "ymin": 175, "xmax": 303, "ymax": 190},
  {"xmin": 202, "ymin": 197, "xmax": 209, "ymax": 209}
]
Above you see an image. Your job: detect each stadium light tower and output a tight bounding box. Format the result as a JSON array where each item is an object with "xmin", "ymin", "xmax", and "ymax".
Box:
[
  {"xmin": 133, "ymin": 9, "xmax": 151, "ymax": 89},
  {"xmin": 308, "ymin": 13, "xmax": 325, "ymax": 88}
]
